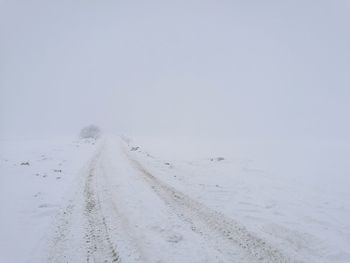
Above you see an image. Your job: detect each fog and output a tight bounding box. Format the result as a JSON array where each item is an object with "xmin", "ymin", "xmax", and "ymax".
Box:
[{"xmin": 1, "ymin": 0, "xmax": 350, "ymax": 141}]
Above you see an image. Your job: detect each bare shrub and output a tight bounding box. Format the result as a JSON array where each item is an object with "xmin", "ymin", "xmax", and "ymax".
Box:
[{"xmin": 79, "ymin": 125, "xmax": 101, "ymax": 139}]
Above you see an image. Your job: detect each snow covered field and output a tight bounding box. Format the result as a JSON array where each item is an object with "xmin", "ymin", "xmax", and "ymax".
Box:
[
  {"xmin": 0, "ymin": 138, "xmax": 97, "ymax": 262},
  {"xmin": 131, "ymin": 136, "xmax": 350, "ymax": 262},
  {"xmin": 2, "ymin": 0, "xmax": 349, "ymax": 261},
  {"xmin": 1, "ymin": 136, "xmax": 349, "ymax": 262}
]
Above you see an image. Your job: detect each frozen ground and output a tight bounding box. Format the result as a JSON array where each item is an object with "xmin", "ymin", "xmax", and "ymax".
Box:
[
  {"xmin": 1, "ymin": 136, "xmax": 349, "ymax": 262},
  {"xmin": 0, "ymin": 138, "xmax": 97, "ymax": 262}
]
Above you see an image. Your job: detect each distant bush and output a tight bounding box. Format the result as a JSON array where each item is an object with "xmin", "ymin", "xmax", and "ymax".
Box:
[{"xmin": 79, "ymin": 125, "xmax": 101, "ymax": 139}]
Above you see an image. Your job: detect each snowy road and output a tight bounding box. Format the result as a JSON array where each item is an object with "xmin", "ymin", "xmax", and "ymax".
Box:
[
  {"xmin": 2, "ymin": 136, "xmax": 350, "ymax": 262},
  {"xmin": 42, "ymin": 138, "xmax": 293, "ymax": 263}
]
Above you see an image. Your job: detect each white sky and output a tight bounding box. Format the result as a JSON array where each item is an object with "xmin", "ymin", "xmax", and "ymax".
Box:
[{"xmin": 1, "ymin": 0, "xmax": 349, "ymax": 140}]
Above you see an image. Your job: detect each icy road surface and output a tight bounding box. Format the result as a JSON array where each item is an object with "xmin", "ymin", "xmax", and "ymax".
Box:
[{"xmin": 1, "ymin": 136, "xmax": 349, "ymax": 262}]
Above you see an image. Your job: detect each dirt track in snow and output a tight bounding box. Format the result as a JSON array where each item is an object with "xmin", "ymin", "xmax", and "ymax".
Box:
[
  {"xmin": 46, "ymin": 148, "xmax": 122, "ymax": 263},
  {"xmin": 84, "ymin": 158, "xmax": 120, "ymax": 263},
  {"xmin": 45, "ymin": 139, "xmax": 294, "ymax": 263},
  {"xmin": 123, "ymin": 147, "xmax": 293, "ymax": 263}
]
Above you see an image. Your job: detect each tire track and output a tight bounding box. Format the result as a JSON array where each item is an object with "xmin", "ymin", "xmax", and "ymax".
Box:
[
  {"xmin": 123, "ymin": 148, "xmax": 296, "ymax": 263},
  {"xmin": 45, "ymin": 148, "xmax": 121, "ymax": 263},
  {"xmin": 84, "ymin": 154, "xmax": 121, "ymax": 263}
]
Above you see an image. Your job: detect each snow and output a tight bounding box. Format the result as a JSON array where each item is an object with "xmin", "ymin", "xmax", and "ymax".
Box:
[
  {"xmin": 1, "ymin": 135, "xmax": 349, "ymax": 262},
  {"xmin": 0, "ymin": 138, "xmax": 97, "ymax": 262},
  {"xmin": 128, "ymin": 136, "xmax": 350, "ymax": 262}
]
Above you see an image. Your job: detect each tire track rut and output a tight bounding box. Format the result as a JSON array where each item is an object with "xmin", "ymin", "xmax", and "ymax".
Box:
[
  {"xmin": 84, "ymin": 162, "xmax": 121, "ymax": 263},
  {"xmin": 46, "ymin": 148, "xmax": 121, "ymax": 263},
  {"xmin": 124, "ymin": 148, "xmax": 296, "ymax": 263}
]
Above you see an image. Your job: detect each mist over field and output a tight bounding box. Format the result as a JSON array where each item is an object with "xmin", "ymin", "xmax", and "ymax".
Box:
[
  {"xmin": 1, "ymin": 1, "xmax": 350, "ymax": 262},
  {"xmin": 1, "ymin": 0, "xmax": 349, "ymax": 141}
]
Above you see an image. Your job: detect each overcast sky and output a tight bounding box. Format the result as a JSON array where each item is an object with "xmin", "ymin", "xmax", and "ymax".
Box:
[{"xmin": 1, "ymin": 0, "xmax": 349, "ymax": 140}]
